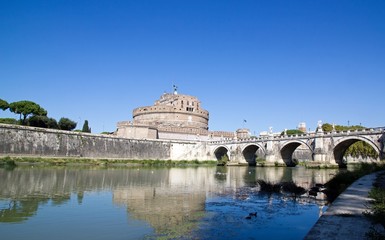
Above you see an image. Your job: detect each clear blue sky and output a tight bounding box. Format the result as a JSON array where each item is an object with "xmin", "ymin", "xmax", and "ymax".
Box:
[{"xmin": 1, "ymin": 0, "xmax": 384, "ymax": 135}]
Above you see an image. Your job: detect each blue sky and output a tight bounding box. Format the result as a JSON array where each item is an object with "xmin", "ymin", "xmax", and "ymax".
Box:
[{"xmin": 1, "ymin": 0, "xmax": 384, "ymax": 135}]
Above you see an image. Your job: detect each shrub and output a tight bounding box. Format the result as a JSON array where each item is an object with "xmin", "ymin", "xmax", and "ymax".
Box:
[{"xmin": 0, "ymin": 118, "xmax": 19, "ymax": 125}]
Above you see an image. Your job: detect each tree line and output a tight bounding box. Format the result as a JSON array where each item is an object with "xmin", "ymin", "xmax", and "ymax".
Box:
[{"xmin": 0, "ymin": 99, "xmax": 91, "ymax": 133}]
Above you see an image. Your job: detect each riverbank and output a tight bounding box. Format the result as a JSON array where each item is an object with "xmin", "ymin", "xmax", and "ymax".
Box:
[
  {"xmin": 305, "ymin": 171, "xmax": 385, "ymax": 239},
  {"xmin": 0, "ymin": 156, "xmax": 217, "ymax": 167}
]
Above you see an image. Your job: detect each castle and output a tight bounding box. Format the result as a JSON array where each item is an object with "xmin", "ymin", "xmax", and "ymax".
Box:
[{"xmin": 116, "ymin": 87, "xmax": 247, "ymax": 141}]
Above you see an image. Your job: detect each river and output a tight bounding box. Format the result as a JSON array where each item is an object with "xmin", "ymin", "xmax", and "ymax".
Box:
[{"xmin": 0, "ymin": 165, "xmax": 340, "ymax": 239}]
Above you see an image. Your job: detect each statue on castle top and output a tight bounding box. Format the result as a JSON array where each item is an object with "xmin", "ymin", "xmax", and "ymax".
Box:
[{"xmin": 173, "ymin": 85, "xmax": 178, "ymax": 95}]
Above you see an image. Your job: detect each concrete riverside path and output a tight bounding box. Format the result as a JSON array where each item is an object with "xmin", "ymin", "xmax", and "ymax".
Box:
[{"xmin": 305, "ymin": 171, "xmax": 384, "ymax": 240}]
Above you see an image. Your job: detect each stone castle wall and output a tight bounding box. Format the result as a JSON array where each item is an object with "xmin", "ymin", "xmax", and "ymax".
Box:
[
  {"xmin": 133, "ymin": 110, "xmax": 209, "ymax": 130},
  {"xmin": 116, "ymin": 122, "xmax": 158, "ymax": 139},
  {"xmin": 0, "ymin": 124, "xmax": 211, "ymax": 161}
]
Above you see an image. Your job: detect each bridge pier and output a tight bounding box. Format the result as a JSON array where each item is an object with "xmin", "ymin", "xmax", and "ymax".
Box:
[
  {"xmin": 313, "ymin": 132, "xmax": 328, "ymax": 162},
  {"xmin": 229, "ymin": 146, "xmax": 249, "ymax": 165},
  {"xmin": 265, "ymin": 136, "xmax": 285, "ymax": 166},
  {"xmin": 312, "ymin": 129, "xmax": 339, "ymax": 166},
  {"xmin": 265, "ymin": 153, "xmax": 285, "ymax": 166},
  {"xmin": 313, "ymin": 149, "xmax": 330, "ymax": 163}
]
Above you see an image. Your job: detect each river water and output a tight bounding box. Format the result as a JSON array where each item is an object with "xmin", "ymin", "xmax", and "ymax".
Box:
[{"xmin": 0, "ymin": 165, "xmax": 340, "ymax": 239}]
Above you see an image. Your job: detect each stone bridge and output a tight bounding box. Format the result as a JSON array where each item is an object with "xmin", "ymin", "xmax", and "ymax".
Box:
[{"xmin": 208, "ymin": 127, "xmax": 385, "ymax": 167}]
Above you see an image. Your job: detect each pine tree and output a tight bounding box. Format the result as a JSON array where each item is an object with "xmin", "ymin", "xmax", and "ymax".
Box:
[{"xmin": 82, "ymin": 120, "xmax": 91, "ymax": 133}]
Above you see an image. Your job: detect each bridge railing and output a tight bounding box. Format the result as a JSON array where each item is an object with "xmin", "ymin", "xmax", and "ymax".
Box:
[
  {"xmin": 207, "ymin": 127, "xmax": 384, "ymax": 144},
  {"xmin": 322, "ymin": 127, "xmax": 384, "ymax": 136}
]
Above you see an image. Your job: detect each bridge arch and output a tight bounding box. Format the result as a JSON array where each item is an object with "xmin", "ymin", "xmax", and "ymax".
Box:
[
  {"xmin": 280, "ymin": 140, "xmax": 313, "ymax": 166},
  {"xmin": 213, "ymin": 146, "xmax": 230, "ymax": 164},
  {"xmin": 242, "ymin": 143, "xmax": 266, "ymax": 166},
  {"xmin": 333, "ymin": 136, "xmax": 380, "ymax": 166}
]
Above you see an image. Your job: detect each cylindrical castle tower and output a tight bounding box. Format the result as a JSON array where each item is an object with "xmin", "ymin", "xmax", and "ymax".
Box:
[
  {"xmin": 132, "ymin": 92, "xmax": 209, "ymax": 130},
  {"xmin": 116, "ymin": 88, "xmax": 235, "ymax": 140}
]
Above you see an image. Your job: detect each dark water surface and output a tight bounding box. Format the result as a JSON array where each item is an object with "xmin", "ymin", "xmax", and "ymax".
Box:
[{"xmin": 0, "ymin": 165, "xmax": 339, "ymax": 239}]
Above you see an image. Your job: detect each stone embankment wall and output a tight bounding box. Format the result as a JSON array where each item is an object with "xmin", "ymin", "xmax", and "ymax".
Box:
[{"xmin": 0, "ymin": 124, "xmax": 210, "ymax": 161}]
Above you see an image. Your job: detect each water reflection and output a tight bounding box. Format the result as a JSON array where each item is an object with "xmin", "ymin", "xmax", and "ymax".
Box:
[
  {"xmin": 0, "ymin": 166, "xmax": 340, "ymax": 239},
  {"xmin": 1, "ymin": 199, "xmax": 41, "ymax": 223}
]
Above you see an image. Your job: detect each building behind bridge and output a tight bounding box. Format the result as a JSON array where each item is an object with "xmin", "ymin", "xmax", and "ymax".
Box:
[{"xmin": 116, "ymin": 88, "xmax": 247, "ymax": 141}]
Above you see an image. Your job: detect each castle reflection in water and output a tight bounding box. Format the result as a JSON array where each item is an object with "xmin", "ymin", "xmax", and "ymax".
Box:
[{"xmin": 0, "ymin": 166, "xmax": 339, "ymax": 236}]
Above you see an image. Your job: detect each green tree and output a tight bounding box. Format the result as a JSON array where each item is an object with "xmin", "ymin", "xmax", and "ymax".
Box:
[
  {"xmin": 322, "ymin": 123, "xmax": 366, "ymax": 132},
  {"xmin": 345, "ymin": 141, "xmax": 378, "ymax": 159},
  {"xmin": 281, "ymin": 129, "xmax": 304, "ymax": 136},
  {"xmin": 47, "ymin": 118, "xmax": 59, "ymax": 129},
  {"xmin": 81, "ymin": 120, "xmax": 91, "ymax": 133},
  {"xmin": 0, "ymin": 99, "xmax": 9, "ymax": 111},
  {"xmin": 58, "ymin": 117, "xmax": 77, "ymax": 131},
  {"xmin": 322, "ymin": 123, "xmax": 333, "ymax": 132},
  {"xmin": 9, "ymin": 100, "xmax": 47, "ymax": 125},
  {"xmin": 28, "ymin": 115, "xmax": 49, "ymax": 128},
  {"xmin": 28, "ymin": 116, "xmax": 59, "ymax": 129}
]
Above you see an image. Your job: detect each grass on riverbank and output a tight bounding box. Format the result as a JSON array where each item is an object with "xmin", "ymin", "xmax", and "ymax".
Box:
[
  {"xmin": 368, "ymin": 187, "xmax": 385, "ymax": 226},
  {"xmin": 365, "ymin": 172, "xmax": 385, "ymax": 239},
  {"xmin": 0, "ymin": 156, "xmax": 217, "ymax": 167}
]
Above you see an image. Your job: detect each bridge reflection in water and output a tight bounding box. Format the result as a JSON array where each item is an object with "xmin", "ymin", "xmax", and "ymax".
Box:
[{"xmin": 0, "ymin": 165, "xmax": 340, "ymax": 239}]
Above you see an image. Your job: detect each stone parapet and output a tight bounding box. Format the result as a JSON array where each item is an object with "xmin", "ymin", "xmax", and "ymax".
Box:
[{"xmin": 209, "ymin": 131, "xmax": 235, "ymax": 139}]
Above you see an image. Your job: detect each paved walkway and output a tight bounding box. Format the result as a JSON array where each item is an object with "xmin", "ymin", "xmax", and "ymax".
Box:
[{"xmin": 305, "ymin": 172, "xmax": 384, "ymax": 240}]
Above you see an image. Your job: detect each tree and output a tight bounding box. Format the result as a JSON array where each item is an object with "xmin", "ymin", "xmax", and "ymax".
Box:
[
  {"xmin": 81, "ymin": 120, "xmax": 91, "ymax": 133},
  {"xmin": 345, "ymin": 141, "xmax": 378, "ymax": 159},
  {"xmin": 322, "ymin": 123, "xmax": 333, "ymax": 132},
  {"xmin": 322, "ymin": 123, "xmax": 365, "ymax": 132},
  {"xmin": 58, "ymin": 117, "xmax": 77, "ymax": 131},
  {"xmin": 9, "ymin": 100, "xmax": 47, "ymax": 125},
  {"xmin": 46, "ymin": 118, "xmax": 59, "ymax": 129},
  {"xmin": 0, "ymin": 99, "xmax": 9, "ymax": 111},
  {"xmin": 281, "ymin": 129, "xmax": 304, "ymax": 136},
  {"xmin": 28, "ymin": 116, "xmax": 59, "ymax": 129},
  {"xmin": 28, "ymin": 115, "xmax": 49, "ymax": 128}
]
